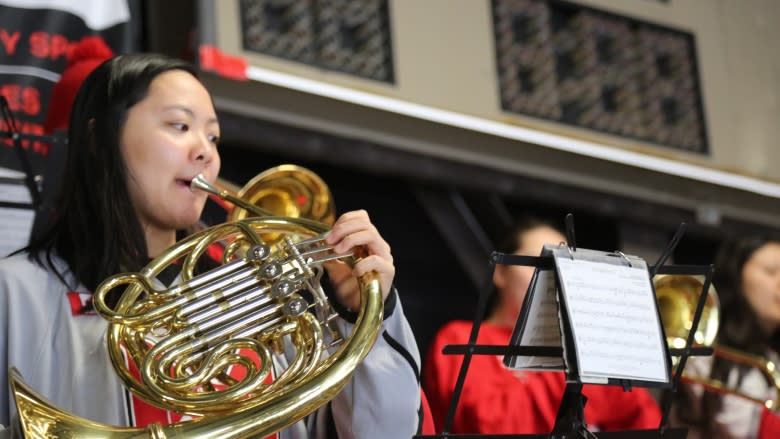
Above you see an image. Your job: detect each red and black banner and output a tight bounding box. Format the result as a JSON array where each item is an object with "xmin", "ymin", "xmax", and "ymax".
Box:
[{"xmin": 0, "ymin": 0, "xmax": 141, "ymax": 176}]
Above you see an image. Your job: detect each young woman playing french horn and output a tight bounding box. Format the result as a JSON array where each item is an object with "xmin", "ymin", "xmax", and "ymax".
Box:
[{"xmin": 0, "ymin": 53, "xmax": 424, "ymax": 438}]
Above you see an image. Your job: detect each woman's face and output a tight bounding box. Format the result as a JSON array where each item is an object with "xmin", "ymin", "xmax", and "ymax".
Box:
[
  {"xmin": 741, "ymin": 242, "xmax": 780, "ymax": 334},
  {"xmin": 493, "ymin": 226, "xmax": 566, "ymax": 324},
  {"xmin": 120, "ymin": 70, "xmax": 221, "ymax": 244}
]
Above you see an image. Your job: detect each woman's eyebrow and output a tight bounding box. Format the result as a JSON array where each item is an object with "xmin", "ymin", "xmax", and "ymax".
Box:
[{"xmin": 162, "ymin": 105, "xmax": 218, "ymax": 124}]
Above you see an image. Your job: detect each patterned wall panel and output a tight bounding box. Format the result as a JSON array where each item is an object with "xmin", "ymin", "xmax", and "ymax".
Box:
[
  {"xmin": 240, "ymin": 0, "xmax": 395, "ymax": 82},
  {"xmin": 493, "ymin": 0, "xmax": 708, "ymax": 153}
]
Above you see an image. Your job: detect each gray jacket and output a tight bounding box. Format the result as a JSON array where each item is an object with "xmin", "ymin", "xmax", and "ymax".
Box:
[{"xmin": 0, "ymin": 252, "xmax": 422, "ymax": 438}]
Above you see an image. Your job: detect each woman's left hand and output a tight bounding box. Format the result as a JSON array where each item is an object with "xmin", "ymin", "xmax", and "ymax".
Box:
[{"xmin": 323, "ymin": 209, "xmax": 394, "ymax": 311}]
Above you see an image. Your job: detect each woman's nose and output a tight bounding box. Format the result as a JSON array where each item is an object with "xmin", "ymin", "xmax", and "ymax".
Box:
[{"xmin": 191, "ymin": 133, "xmax": 216, "ymax": 164}]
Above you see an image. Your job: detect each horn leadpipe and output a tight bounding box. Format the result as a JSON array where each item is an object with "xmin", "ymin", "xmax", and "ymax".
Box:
[{"xmin": 191, "ymin": 173, "xmax": 274, "ymax": 217}]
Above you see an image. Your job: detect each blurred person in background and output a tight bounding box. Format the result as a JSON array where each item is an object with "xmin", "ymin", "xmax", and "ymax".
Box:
[{"xmin": 423, "ymin": 216, "xmax": 662, "ymax": 435}]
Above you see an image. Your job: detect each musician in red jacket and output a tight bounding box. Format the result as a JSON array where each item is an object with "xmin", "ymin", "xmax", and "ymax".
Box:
[
  {"xmin": 759, "ymin": 408, "xmax": 780, "ymax": 439},
  {"xmin": 423, "ymin": 217, "xmax": 662, "ymax": 434}
]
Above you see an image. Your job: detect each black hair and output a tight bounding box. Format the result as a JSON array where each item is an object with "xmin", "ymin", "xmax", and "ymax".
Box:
[{"xmin": 27, "ymin": 53, "xmax": 199, "ymax": 295}]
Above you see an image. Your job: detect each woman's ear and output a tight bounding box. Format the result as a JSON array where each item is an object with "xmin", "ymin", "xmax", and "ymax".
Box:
[{"xmin": 493, "ymin": 264, "xmax": 507, "ymax": 290}]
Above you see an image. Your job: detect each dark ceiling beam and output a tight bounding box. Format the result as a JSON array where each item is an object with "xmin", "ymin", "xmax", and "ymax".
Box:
[{"xmin": 413, "ymin": 187, "xmax": 496, "ymax": 290}]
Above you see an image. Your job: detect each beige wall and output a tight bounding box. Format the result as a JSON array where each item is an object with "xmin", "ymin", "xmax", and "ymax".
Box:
[
  {"xmin": 576, "ymin": 0, "xmax": 780, "ymax": 181},
  {"xmin": 206, "ymin": 0, "xmax": 780, "ymax": 226},
  {"xmin": 214, "ymin": 0, "xmax": 780, "ymax": 181}
]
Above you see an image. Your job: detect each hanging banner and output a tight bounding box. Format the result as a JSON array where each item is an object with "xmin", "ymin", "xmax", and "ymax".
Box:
[{"xmin": 0, "ymin": 0, "xmax": 140, "ymax": 176}]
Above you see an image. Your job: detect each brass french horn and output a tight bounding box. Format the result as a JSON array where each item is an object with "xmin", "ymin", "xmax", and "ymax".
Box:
[
  {"xmin": 655, "ymin": 275, "xmax": 780, "ymax": 409},
  {"xmin": 10, "ymin": 165, "xmax": 383, "ymax": 438}
]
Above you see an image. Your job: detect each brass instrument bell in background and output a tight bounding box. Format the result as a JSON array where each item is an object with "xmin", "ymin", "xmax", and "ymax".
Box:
[
  {"xmin": 654, "ymin": 274, "xmax": 720, "ymax": 352},
  {"xmin": 655, "ymin": 274, "xmax": 780, "ymax": 409}
]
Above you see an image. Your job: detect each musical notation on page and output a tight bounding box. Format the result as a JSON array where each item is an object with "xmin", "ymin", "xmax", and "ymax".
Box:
[
  {"xmin": 505, "ymin": 268, "xmax": 564, "ymax": 371},
  {"xmin": 0, "ymin": 168, "xmax": 35, "ymax": 257},
  {"xmin": 554, "ymin": 250, "xmax": 668, "ymax": 384}
]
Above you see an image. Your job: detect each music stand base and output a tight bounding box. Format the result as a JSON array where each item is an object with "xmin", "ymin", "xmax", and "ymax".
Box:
[{"xmin": 414, "ymin": 428, "xmax": 688, "ymax": 439}]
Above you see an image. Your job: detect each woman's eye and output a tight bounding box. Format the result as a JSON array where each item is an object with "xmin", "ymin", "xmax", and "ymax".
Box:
[
  {"xmin": 208, "ymin": 134, "xmax": 220, "ymax": 145},
  {"xmin": 171, "ymin": 123, "xmax": 189, "ymax": 132}
]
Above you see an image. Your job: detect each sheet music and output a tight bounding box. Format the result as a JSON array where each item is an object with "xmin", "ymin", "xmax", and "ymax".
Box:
[
  {"xmin": 553, "ymin": 249, "xmax": 668, "ymax": 384},
  {"xmin": 0, "ymin": 207, "xmax": 34, "ymax": 256},
  {"xmin": 0, "ymin": 178, "xmax": 33, "ymax": 204},
  {"xmin": 0, "ymin": 172, "xmax": 34, "ymax": 257},
  {"xmin": 0, "ymin": 166, "xmax": 25, "ymax": 179},
  {"xmin": 505, "ymin": 268, "xmax": 565, "ymax": 370}
]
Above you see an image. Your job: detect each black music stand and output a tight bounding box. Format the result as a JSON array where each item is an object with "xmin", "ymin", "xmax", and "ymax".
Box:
[{"xmin": 415, "ymin": 216, "xmax": 710, "ymax": 439}]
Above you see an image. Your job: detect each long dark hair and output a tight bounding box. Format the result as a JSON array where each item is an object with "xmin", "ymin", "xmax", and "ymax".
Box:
[
  {"xmin": 27, "ymin": 53, "xmax": 198, "ymax": 293},
  {"xmin": 680, "ymin": 235, "xmax": 780, "ymax": 434}
]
